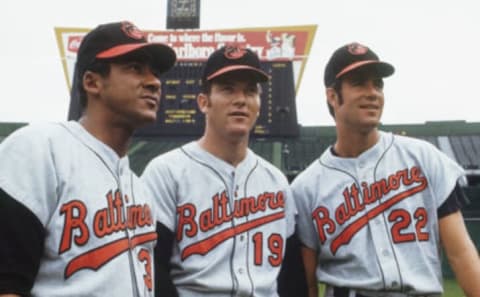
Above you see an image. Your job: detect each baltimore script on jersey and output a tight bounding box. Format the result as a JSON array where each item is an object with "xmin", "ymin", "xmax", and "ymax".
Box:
[{"xmin": 312, "ymin": 166, "xmax": 428, "ymax": 255}]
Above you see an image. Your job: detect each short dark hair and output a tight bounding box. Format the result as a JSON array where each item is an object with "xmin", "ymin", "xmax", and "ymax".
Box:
[
  {"xmin": 76, "ymin": 50, "xmax": 162, "ymax": 109},
  {"xmin": 72, "ymin": 21, "xmax": 176, "ymax": 115},
  {"xmin": 200, "ymin": 79, "xmax": 212, "ymax": 94},
  {"xmin": 327, "ymin": 79, "xmax": 343, "ymax": 118},
  {"xmin": 75, "ymin": 59, "xmax": 111, "ymax": 109}
]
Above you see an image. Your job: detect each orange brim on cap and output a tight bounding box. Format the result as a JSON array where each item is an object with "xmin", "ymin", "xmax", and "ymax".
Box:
[
  {"xmin": 96, "ymin": 43, "xmax": 153, "ymax": 58},
  {"xmin": 207, "ymin": 65, "xmax": 270, "ymax": 82},
  {"xmin": 95, "ymin": 42, "xmax": 177, "ymax": 74},
  {"xmin": 336, "ymin": 60, "xmax": 394, "ymax": 79}
]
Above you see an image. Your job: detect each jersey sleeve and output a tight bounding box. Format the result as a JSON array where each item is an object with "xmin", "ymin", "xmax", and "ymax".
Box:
[
  {"xmin": 437, "ymin": 183, "xmax": 470, "ymax": 218},
  {"xmin": 290, "ymin": 172, "xmax": 320, "ymax": 251},
  {"xmin": 0, "ymin": 125, "xmax": 59, "ymax": 226},
  {"xmin": 0, "ymin": 125, "xmax": 57, "ymax": 294},
  {"xmin": 141, "ymin": 156, "xmax": 178, "ymax": 232},
  {"xmin": 0, "ymin": 188, "xmax": 45, "ymax": 295},
  {"xmin": 420, "ymin": 143, "xmax": 465, "ymax": 207},
  {"xmin": 283, "ymin": 184, "xmax": 297, "ymax": 238}
]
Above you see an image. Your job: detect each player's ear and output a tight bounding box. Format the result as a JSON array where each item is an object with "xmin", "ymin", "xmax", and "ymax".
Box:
[
  {"xmin": 82, "ymin": 71, "xmax": 101, "ymax": 96},
  {"xmin": 197, "ymin": 93, "xmax": 209, "ymax": 114},
  {"xmin": 326, "ymin": 87, "xmax": 337, "ymax": 107}
]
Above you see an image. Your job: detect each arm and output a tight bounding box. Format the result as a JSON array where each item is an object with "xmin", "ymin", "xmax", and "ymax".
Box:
[
  {"xmin": 439, "ymin": 211, "xmax": 480, "ymax": 297},
  {"xmin": 141, "ymin": 158, "xmax": 180, "ymax": 297},
  {"xmin": 301, "ymin": 246, "xmax": 318, "ymax": 297},
  {"xmin": 0, "ymin": 188, "xmax": 45, "ymax": 297},
  {"xmin": 277, "ymin": 233, "xmax": 308, "ymax": 297},
  {"xmin": 154, "ymin": 222, "xmax": 178, "ymax": 297}
]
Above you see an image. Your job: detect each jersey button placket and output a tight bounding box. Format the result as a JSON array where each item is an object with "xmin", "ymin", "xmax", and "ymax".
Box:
[
  {"xmin": 231, "ymin": 171, "xmax": 250, "ymax": 296},
  {"xmin": 117, "ymin": 160, "xmax": 142, "ymax": 296},
  {"xmin": 234, "ymin": 183, "xmax": 246, "ymax": 243},
  {"xmin": 359, "ymin": 162, "xmax": 401, "ymax": 289},
  {"xmin": 118, "ymin": 161, "xmax": 134, "ymax": 242}
]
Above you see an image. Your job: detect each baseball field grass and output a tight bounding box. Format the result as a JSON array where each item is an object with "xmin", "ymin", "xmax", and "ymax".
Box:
[
  {"xmin": 317, "ymin": 278, "xmax": 463, "ymax": 296},
  {"xmin": 443, "ymin": 278, "xmax": 463, "ymax": 297}
]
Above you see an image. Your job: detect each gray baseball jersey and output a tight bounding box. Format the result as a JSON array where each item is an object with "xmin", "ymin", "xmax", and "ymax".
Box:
[
  {"xmin": 292, "ymin": 131, "xmax": 464, "ymax": 296},
  {"xmin": 141, "ymin": 141, "xmax": 296, "ymax": 297},
  {"xmin": 0, "ymin": 121, "xmax": 157, "ymax": 297}
]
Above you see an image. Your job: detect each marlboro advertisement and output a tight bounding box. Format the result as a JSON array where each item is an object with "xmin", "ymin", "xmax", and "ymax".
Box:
[
  {"xmin": 55, "ymin": 25, "xmax": 316, "ymax": 89},
  {"xmin": 55, "ymin": 25, "xmax": 317, "ymax": 137}
]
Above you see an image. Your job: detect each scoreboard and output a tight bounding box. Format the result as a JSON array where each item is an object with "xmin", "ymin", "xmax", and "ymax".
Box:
[
  {"xmin": 136, "ymin": 60, "xmax": 299, "ymax": 137},
  {"xmin": 59, "ymin": 25, "xmax": 318, "ymax": 138}
]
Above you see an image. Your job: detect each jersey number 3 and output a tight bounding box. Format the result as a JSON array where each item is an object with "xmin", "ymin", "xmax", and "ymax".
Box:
[{"xmin": 138, "ymin": 249, "xmax": 153, "ymax": 291}]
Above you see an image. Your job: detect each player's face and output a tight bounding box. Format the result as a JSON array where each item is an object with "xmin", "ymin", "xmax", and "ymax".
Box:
[
  {"xmin": 199, "ymin": 73, "xmax": 261, "ymax": 139},
  {"xmin": 95, "ymin": 60, "xmax": 161, "ymax": 129},
  {"xmin": 330, "ymin": 70, "xmax": 384, "ymax": 132}
]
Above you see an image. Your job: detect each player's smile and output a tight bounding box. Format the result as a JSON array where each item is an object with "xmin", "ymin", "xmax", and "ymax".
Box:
[
  {"xmin": 358, "ymin": 102, "xmax": 382, "ymax": 117},
  {"xmin": 226, "ymin": 109, "xmax": 255, "ymax": 133},
  {"xmin": 141, "ymin": 94, "xmax": 160, "ymax": 109},
  {"xmin": 359, "ymin": 103, "xmax": 380, "ymax": 110},
  {"xmin": 228, "ymin": 110, "xmax": 250, "ymax": 119}
]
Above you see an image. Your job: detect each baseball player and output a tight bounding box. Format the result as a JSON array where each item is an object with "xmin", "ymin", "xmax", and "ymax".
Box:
[
  {"xmin": 0, "ymin": 21, "xmax": 176, "ymax": 297},
  {"xmin": 141, "ymin": 45, "xmax": 304, "ymax": 297},
  {"xmin": 291, "ymin": 42, "xmax": 480, "ymax": 297}
]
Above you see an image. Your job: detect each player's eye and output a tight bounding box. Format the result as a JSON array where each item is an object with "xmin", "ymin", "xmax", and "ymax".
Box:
[
  {"xmin": 151, "ymin": 68, "xmax": 162, "ymax": 79},
  {"xmin": 245, "ymin": 84, "xmax": 260, "ymax": 96},
  {"xmin": 373, "ymin": 78, "xmax": 384, "ymax": 89},
  {"xmin": 220, "ymin": 84, "xmax": 235, "ymax": 93},
  {"xmin": 125, "ymin": 62, "xmax": 144, "ymax": 73},
  {"xmin": 350, "ymin": 77, "xmax": 366, "ymax": 86}
]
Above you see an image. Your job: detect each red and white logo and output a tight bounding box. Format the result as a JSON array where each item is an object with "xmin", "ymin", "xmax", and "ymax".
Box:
[
  {"xmin": 67, "ymin": 36, "xmax": 83, "ymax": 53},
  {"xmin": 224, "ymin": 45, "xmax": 247, "ymax": 60},
  {"xmin": 347, "ymin": 42, "xmax": 369, "ymax": 55},
  {"xmin": 121, "ymin": 21, "xmax": 145, "ymax": 40}
]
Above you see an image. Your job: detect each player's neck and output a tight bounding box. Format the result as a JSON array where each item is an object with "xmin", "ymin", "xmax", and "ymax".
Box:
[
  {"xmin": 78, "ymin": 115, "xmax": 132, "ymax": 158},
  {"xmin": 334, "ymin": 128, "xmax": 380, "ymax": 158},
  {"xmin": 197, "ymin": 132, "xmax": 249, "ymax": 167}
]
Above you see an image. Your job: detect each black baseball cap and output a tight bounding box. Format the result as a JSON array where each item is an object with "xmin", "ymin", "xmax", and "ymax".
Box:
[
  {"xmin": 202, "ymin": 45, "xmax": 269, "ymax": 83},
  {"xmin": 324, "ymin": 42, "xmax": 394, "ymax": 87},
  {"xmin": 75, "ymin": 21, "xmax": 176, "ymax": 78}
]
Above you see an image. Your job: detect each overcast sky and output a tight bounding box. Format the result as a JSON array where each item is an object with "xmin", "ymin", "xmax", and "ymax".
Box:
[{"xmin": 1, "ymin": 0, "xmax": 479, "ymax": 126}]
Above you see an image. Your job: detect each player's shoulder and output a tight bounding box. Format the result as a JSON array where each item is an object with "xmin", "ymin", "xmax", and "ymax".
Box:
[
  {"xmin": 4, "ymin": 121, "xmax": 66, "ymax": 136},
  {"xmin": 388, "ymin": 131, "xmax": 439, "ymax": 152},
  {"xmin": 291, "ymin": 154, "xmax": 324, "ymax": 188},
  {"xmin": 143, "ymin": 141, "xmax": 195, "ymax": 173},
  {"xmin": 252, "ymin": 151, "xmax": 289, "ymax": 183},
  {"xmin": 0, "ymin": 121, "xmax": 69, "ymax": 147}
]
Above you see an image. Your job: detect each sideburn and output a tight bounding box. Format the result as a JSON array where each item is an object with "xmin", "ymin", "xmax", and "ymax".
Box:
[{"xmin": 328, "ymin": 85, "xmax": 344, "ymax": 118}]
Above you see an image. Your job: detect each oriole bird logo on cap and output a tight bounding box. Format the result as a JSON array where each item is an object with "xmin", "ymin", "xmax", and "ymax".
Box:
[
  {"xmin": 347, "ymin": 43, "xmax": 369, "ymax": 55},
  {"xmin": 121, "ymin": 21, "xmax": 144, "ymax": 40},
  {"xmin": 224, "ymin": 45, "xmax": 247, "ymax": 60}
]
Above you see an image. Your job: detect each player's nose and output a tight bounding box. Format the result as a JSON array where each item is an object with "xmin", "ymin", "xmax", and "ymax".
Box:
[
  {"xmin": 364, "ymin": 81, "xmax": 382, "ymax": 99},
  {"xmin": 143, "ymin": 70, "xmax": 161, "ymax": 94},
  {"xmin": 232, "ymin": 91, "xmax": 248, "ymax": 106}
]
